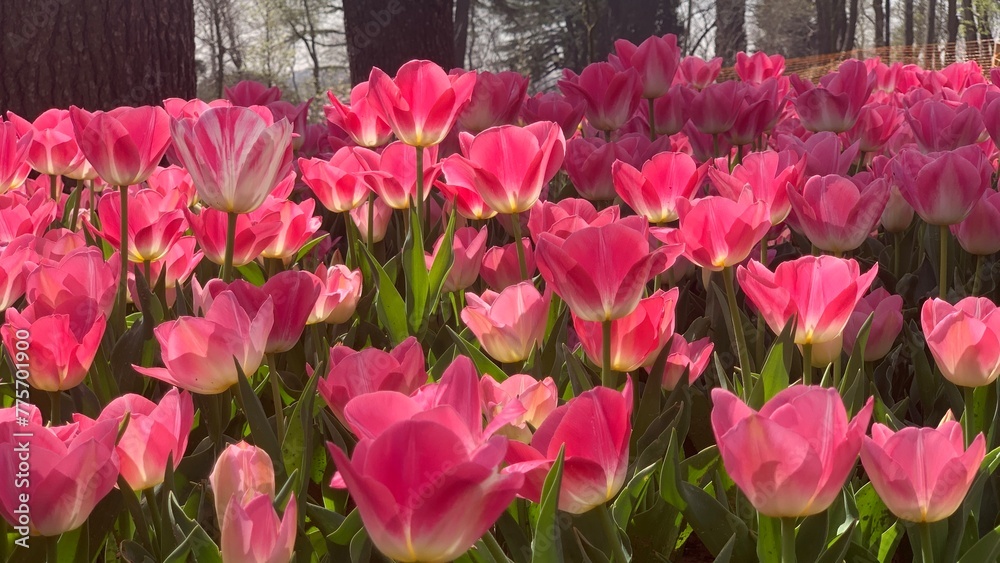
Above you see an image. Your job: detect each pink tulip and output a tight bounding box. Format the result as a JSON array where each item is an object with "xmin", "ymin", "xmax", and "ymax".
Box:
[
  {"xmin": 658, "ymin": 335, "xmax": 714, "ymax": 390},
  {"xmin": 881, "ymin": 184, "xmax": 915, "ymax": 233},
  {"xmin": 613, "ymin": 35, "xmax": 681, "ymax": 99},
  {"xmin": 163, "ymin": 97, "xmax": 232, "ymax": 120},
  {"xmin": 652, "ymin": 85, "xmax": 696, "ymax": 135},
  {"xmin": 613, "ymin": 151, "xmax": 704, "ymax": 223},
  {"xmin": 221, "ymin": 493, "xmax": 297, "ymax": 563},
  {"xmin": 350, "ymin": 196, "xmax": 392, "ymax": 244},
  {"xmin": 449, "ymin": 122, "xmax": 565, "ymax": 214},
  {"xmin": 145, "ymin": 164, "xmax": 197, "ymax": 208},
  {"xmin": 712, "ymin": 386, "xmax": 872, "ymax": 517},
  {"xmin": 309, "ymin": 264, "xmax": 363, "ymax": 325},
  {"xmin": 209, "ymin": 441, "xmax": 276, "ymax": 526},
  {"xmin": 298, "ymin": 148, "xmax": 377, "ymax": 213},
  {"xmin": 481, "ymin": 374, "xmax": 558, "ymax": 442},
  {"xmin": 329, "ymin": 416, "xmax": 522, "ymax": 563},
  {"xmin": 894, "ymin": 146, "xmax": 992, "ymax": 226},
  {"xmin": 846, "ymin": 103, "xmax": 903, "ymax": 153},
  {"xmin": 462, "ymin": 282, "xmax": 550, "ymax": 363},
  {"xmin": 559, "ymin": 63, "xmax": 642, "ymax": 133},
  {"xmin": 506, "ymin": 380, "xmax": 632, "ymax": 514},
  {"xmin": 436, "ymin": 160, "xmax": 498, "ymax": 220},
  {"xmin": 738, "ymin": 256, "xmax": 878, "ymax": 365},
  {"xmin": 325, "ymin": 82, "xmax": 393, "ymax": 147},
  {"xmin": 26, "ymin": 247, "xmax": 119, "ymax": 317},
  {"xmin": 842, "ymin": 288, "xmax": 902, "ymax": 361},
  {"xmin": 0, "ymin": 246, "xmax": 31, "ymax": 310},
  {"xmin": 690, "ymin": 81, "xmax": 746, "ymax": 136},
  {"xmin": 360, "ymin": 141, "xmax": 439, "ymax": 209},
  {"xmin": 317, "ymin": 337, "xmax": 426, "ymax": 422},
  {"xmin": 777, "ymin": 131, "xmax": 860, "ymax": 177},
  {"xmin": 675, "ymin": 190, "xmax": 770, "ymax": 271},
  {"xmin": 93, "ymin": 188, "xmax": 187, "ymax": 263},
  {"xmin": 427, "ymin": 226, "xmax": 487, "ymax": 293},
  {"xmin": 251, "ymin": 197, "xmax": 321, "ymax": 260},
  {"xmin": 574, "ymin": 288, "xmax": 678, "ymax": 372},
  {"xmin": 922, "ymin": 297, "xmax": 1000, "ymax": 387},
  {"xmin": 98, "ymin": 388, "xmax": 194, "ymax": 490},
  {"xmin": 861, "ymin": 420, "xmax": 985, "ymax": 523},
  {"xmin": 185, "ymin": 206, "xmax": 281, "ymax": 267},
  {"xmin": 787, "ymin": 174, "xmax": 889, "ymax": 253},
  {"xmin": 536, "ymin": 216, "xmax": 677, "ymax": 321},
  {"xmin": 565, "ymin": 136, "xmax": 635, "ymax": 201},
  {"xmin": 171, "ymin": 106, "xmax": 293, "ymax": 214},
  {"xmin": 984, "ymin": 95, "xmax": 1000, "ymax": 149},
  {"xmin": 127, "ymin": 238, "xmax": 205, "ymax": 309},
  {"xmin": 725, "ymin": 79, "xmax": 786, "ymax": 146},
  {"xmin": 793, "ymin": 59, "xmax": 873, "ymax": 132},
  {"xmin": 481, "ymin": 239, "xmax": 535, "ymax": 291},
  {"xmin": 527, "ymin": 198, "xmax": 620, "ymax": 241},
  {"xmin": 135, "ymin": 291, "xmax": 273, "ymax": 394},
  {"xmin": 367, "ymin": 60, "xmax": 477, "ymax": 147},
  {"xmin": 0, "ymin": 191, "xmax": 57, "ymax": 244},
  {"xmin": 951, "ymin": 190, "xmax": 1000, "ymax": 256},
  {"xmin": 0, "ymin": 121, "xmax": 31, "ymax": 193},
  {"xmin": 906, "ymin": 98, "xmax": 986, "ymax": 152},
  {"xmin": 266, "ymin": 99, "xmax": 310, "ymax": 150},
  {"xmin": 69, "ymin": 106, "xmax": 171, "ymax": 186},
  {"xmin": 2, "ymin": 296, "xmax": 106, "ymax": 392},
  {"xmin": 708, "ymin": 149, "xmax": 804, "ymax": 225},
  {"xmin": 456, "ymin": 70, "xmax": 528, "ymax": 133},
  {"xmin": 676, "ymin": 56, "xmax": 723, "ymax": 89},
  {"xmin": 225, "ymin": 80, "xmax": 282, "ymax": 106},
  {"xmin": 0, "ymin": 418, "xmax": 120, "ymax": 535},
  {"xmin": 520, "ymin": 92, "xmax": 586, "ymax": 139},
  {"xmin": 7, "ymin": 109, "xmax": 91, "ymax": 179},
  {"xmin": 734, "ymin": 52, "xmax": 785, "ymax": 84}
]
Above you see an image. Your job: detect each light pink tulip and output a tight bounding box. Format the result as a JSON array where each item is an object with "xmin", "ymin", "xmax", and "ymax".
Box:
[
  {"xmin": 675, "ymin": 190, "xmax": 770, "ymax": 271},
  {"xmin": 708, "ymin": 149, "xmax": 804, "ymax": 225},
  {"xmin": 793, "ymin": 59, "xmax": 873, "ymax": 132},
  {"xmin": 94, "ymin": 188, "xmax": 187, "ymax": 263},
  {"xmin": 427, "ymin": 226, "xmax": 487, "ymax": 293},
  {"xmin": 221, "ymin": 493, "xmax": 297, "ymax": 563},
  {"xmin": 613, "ymin": 152, "xmax": 704, "ymax": 223},
  {"xmin": 26, "ymin": 246, "xmax": 119, "ymax": 317},
  {"xmin": 712, "ymin": 386, "xmax": 873, "ymax": 517},
  {"xmin": 527, "ymin": 198, "xmax": 619, "ymax": 242},
  {"xmin": 210, "ymin": 441, "xmax": 276, "ymax": 526},
  {"xmin": 861, "ymin": 420, "xmax": 985, "ymax": 523},
  {"xmin": 739, "ymin": 256, "xmax": 878, "ymax": 365},
  {"xmin": 299, "ymin": 147, "xmax": 376, "ymax": 213},
  {"xmin": 69, "ymin": 106, "xmax": 171, "ymax": 186},
  {"xmin": 145, "ymin": 164, "xmax": 197, "ymax": 208},
  {"xmin": 185, "ymin": 206, "xmax": 281, "ymax": 267},
  {"xmin": 6, "ymin": 109, "xmax": 90, "ymax": 179},
  {"xmin": 350, "ymin": 196, "xmax": 392, "ymax": 244},
  {"xmin": 658, "ymin": 335, "xmax": 714, "ymax": 390},
  {"xmin": 251, "ymin": 196, "xmax": 321, "ymax": 260},
  {"xmin": 225, "ymin": 81, "xmax": 282, "ymax": 106},
  {"xmin": 309, "ymin": 264, "xmax": 362, "ymax": 325},
  {"xmin": 360, "ymin": 141, "xmax": 439, "ymax": 210},
  {"xmin": 613, "ymin": 35, "xmax": 681, "ymax": 99},
  {"xmin": 0, "ymin": 121, "xmax": 32, "ymax": 193},
  {"xmin": 325, "ymin": 82, "xmax": 393, "ymax": 147},
  {"xmin": 894, "ymin": 146, "xmax": 992, "ymax": 226},
  {"xmin": 787, "ymin": 174, "xmax": 889, "ymax": 253},
  {"xmin": 437, "ymin": 161, "xmax": 498, "ymax": 220},
  {"xmin": 905, "ymin": 98, "xmax": 986, "ymax": 152},
  {"xmin": 734, "ymin": 52, "xmax": 785, "ymax": 84},
  {"xmin": 520, "ymin": 92, "xmax": 585, "ymax": 139},
  {"xmin": 481, "ymin": 374, "xmax": 558, "ymax": 442},
  {"xmin": 952, "ymin": 190, "xmax": 1000, "ymax": 256},
  {"xmin": 481, "ymin": 239, "xmax": 535, "ymax": 291},
  {"xmin": 677, "ymin": 56, "xmax": 722, "ymax": 89},
  {"xmin": 462, "ymin": 282, "xmax": 550, "ymax": 363},
  {"xmin": 98, "ymin": 388, "xmax": 194, "ymax": 490},
  {"xmin": 922, "ymin": 297, "xmax": 1000, "ymax": 387}
]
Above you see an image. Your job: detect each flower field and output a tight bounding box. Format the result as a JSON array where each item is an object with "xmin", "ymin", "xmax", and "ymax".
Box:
[{"xmin": 2, "ymin": 33, "xmax": 1000, "ymax": 563}]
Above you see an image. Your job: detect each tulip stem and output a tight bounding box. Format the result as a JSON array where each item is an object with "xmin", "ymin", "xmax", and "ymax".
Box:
[
  {"xmin": 269, "ymin": 353, "xmax": 285, "ymax": 441},
  {"xmin": 919, "ymin": 522, "xmax": 935, "ymax": 563},
  {"xmin": 723, "ymin": 266, "xmax": 753, "ymax": 380},
  {"xmin": 69, "ymin": 178, "xmax": 84, "ymax": 229},
  {"xmin": 116, "ymin": 184, "xmax": 130, "ymax": 333},
  {"xmin": 414, "ymin": 145, "xmax": 425, "ymax": 231},
  {"xmin": 50, "ymin": 174, "xmax": 59, "ymax": 201},
  {"xmin": 781, "ymin": 517, "xmax": 797, "ymax": 563},
  {"xmin": 483, "ymin": 530, "xmax": 508, "ymax": 562},
  {"xmin": 973, "ymin": 255, "xmax": 984, "ymax": 296},
  {"xmin": 939, "ymin": 224, "xmax": 948, "ymax": 299},
  {"xmin": 510, "ymin": 213, "xmax": 529, "ymax": 281},
  {"xmin": 49, "ymin": 391, "xmax": 61, "ymax": 425},
  {"xmin": 45, "ymin": 535, "xmax": 57, "ymax": 563},
  {"xmin": 802, "ymin": 343, "xmax": 813, "ymax": 385},
  {"xmin": 602, "ymin": 319, "xmax": 614, "ymax": 387},
  {"xmin": 893, "ymin": 232, "xmax": 902, "ymax": 277},
  {"xmin": 597, "ymin": 503, "xmax": 628, "ymax": 563},
  {"xmin": 756, "ymin": 240, "xmax": 767, "ymax": 365},
  {"xmin": 344, "ymin": 211, "xmax": 358, "ymax": 269},
  {"xmin": 964, "ymin": 385, "xmax": 978, "ymax": 448},
  {"xmin": 366, "ymin": 192, "xmax": 375, "ymax": 255},
  {"xmin": 647, "ymin": 98, "xmax": 657, "ymax": 140},
  {"xmin": 222, "ymin": 211, "xmax": 237, "ymax": 283}
]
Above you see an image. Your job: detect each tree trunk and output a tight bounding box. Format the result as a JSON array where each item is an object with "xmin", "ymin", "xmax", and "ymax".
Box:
[
  {"xmin": 926, "ymin": 0, "xmax": 937, "ymax": 66},
  {"xmin": 904, "ymin": 0, "xmax": 914, "ymax": 61},
  {"xmin": 454, "ymin": 0, "xmax": 471, "ymax": 68},
  {"xmin": 715, "ymin": 0, "xmax": 747, "ymax": 64},
  {"xmin": 0, "ymin": 0, "xmax": 196, "ymax": 120},
  {"xmin": 885, "ymin": 0, "xmax": 891, "ymax": 46},
  {"xmin": 815, "ymin": 0, "xmax": 835, "ymax": 53},
  {"xmin": 344, "ymin": 0, "xmax": 455, "ymax": 85},
  {"xmin": 874, "ymin": 0, "xmax": 885, "ymax": 46},
  {"xmin": 846, "ymin": 0, "xmax": 860, "ymax": 51},
  {"xmin": 962, "ymin": 0, "xmax": 977, "ymax": 60},
  {"xmin": 946, "ymin": 0, "xmax": 958, "ymax": 63}
]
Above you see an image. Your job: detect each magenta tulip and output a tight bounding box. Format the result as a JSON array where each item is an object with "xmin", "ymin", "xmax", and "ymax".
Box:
[
  {"xmin": 842, "ymin": 288, "xmax": 903, "ymax": 361},
  {"xmin": 612, "ymin": 151, "xmax": 704, "ymax": 223},
  {"xmin": 787, "ymin": 174, "xmax": 889, "ymax": 253},
  {"xmin": 573, "ymin": 288, "xmax": 678, "ymax": 372},
  {"xmin": 69, "ymin": 105, "xmax": 171, "ymax": 186},
  {"xmin": 462, "ymin": 282, "xmax": 550, "ymax": 363},
  {"xmin": 675, "ymin": 190, "xmax": 770, "ymax": 271}
]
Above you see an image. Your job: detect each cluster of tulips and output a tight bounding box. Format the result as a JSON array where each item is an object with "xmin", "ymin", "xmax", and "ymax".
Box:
[{"xmin": 4, "ymin": 32, "xmax": 1000, "ymax": 563}]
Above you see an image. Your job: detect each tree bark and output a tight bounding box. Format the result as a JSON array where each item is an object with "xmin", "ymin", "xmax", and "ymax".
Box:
[
  {"xmin": 885, "ymin": 0, "xmax": 891, "ymax": 46},
  {"xmin": 874, "ymin": 0, "xmax": 885, "ymax": 46},
  {"xmin": 846, "ymin": 0, "xmax": 860, "ymax": 51},
  {"xmin": 454, "ymin": 0, "xmax": 471, "ymax": 68},
  {"xmin": 344, "ymin": 0, "xmax": 455, "ymax": 85},
  {"xmin": 962, "ymin": 0, "xmax": 977, "ymax": 60},
  {"xmin": 715, "ymin": 0, "xmax": 747, "ymax": 64},
  {"xmin": 904, "ymin": 0, "xmax": 914, "ymax": 61},
  {"xmin": 926, "ymin": 0, "xmax": 937, "ymax": 66},
  {"xmin": 0, "ymin": 0, "xmax": 196, "ymax": 120},
  {"xmin": 946, "ymin": 0, "xmax": 958, "ymax": 62}
]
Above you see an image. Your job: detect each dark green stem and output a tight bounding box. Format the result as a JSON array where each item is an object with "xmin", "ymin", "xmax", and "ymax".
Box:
[
  {"xmin": 597, "ymin": 503, "xmax": 628, "ymax": 563},
  {"xmin": 723, "ymin": 266, "xmax": 752, "ymax": 380},
  {"xmin": 414, "ymin": 145, "xmax": 425, "ymax": 230},
  {"xmin": 756, "ymin": 239, "xmax": 767, "ymax": 364},
  {"xmin": 973, "ymin": 255, "xmax": 984, "ymax": 296},
  {"xmin": 781, "ymin": 517, "xmax": 797, "ymax": 563},
  {"xmin": 893, "ymin": 232, "xmax": 902, "ymax": 277},
  {"xmin": 482, "ymin": 530, "xmax": 508, "ymax": 562},
  {"xmin": 222, "ymin": 211, "xmax": 238, "ymax": 283},
  {"xmin": 49, "ymin": 391, "xmax": 61, "ymax": 425},
  {"xmin": 116, "ymin": 185, "xmax": 130, "ymax": 333},
  {"xmin": 802, "ymin": 343, "xmax": 813, "ymax": 385},
  {"xmin": 939, "ymin": 224, "xmax": 948, "ymax": 299},
  {"xmin": 50, "ymin": 174, "xmax": 59, "ymax": 201},
  {"xmin": 647, "ymin": 98, "xmax": 656, "ymax": 140},
  {"xmin": 602, "ymin": 320, "xmax": 614, "ymax": 387},
  {"xmin": 366, "ymin": 192, "xmax": 375, "ymax": 254},
  {"xmin": 46, "ymin": 535, "xmax": 58, "ymax": 563},
  {"xmin": 919, "ymin": 521, "xmax": 934, "ymax": 563},
  {"xmin": 510, "ymin": 212, "xmax": 528, "ymax": 280},
  {"xmin": 269, "ymin": 353, "xmax": 285, "ymax": 441},
  {"xmin": 964, "ymin": 385, "xmax": 977, "ymax": 448},
  {"xmin": 69, "ymin": 178, "xmax": 84, "ymax": 229}
]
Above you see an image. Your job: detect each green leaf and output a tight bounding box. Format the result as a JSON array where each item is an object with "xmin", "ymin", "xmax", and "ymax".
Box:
[
  {"xmin": 282, "ymin": 366, "xmax": 321, "ymax": 503},
  {"xmin": 611, "ymin": 461, "xmax": 659, "ymax": 527},
  {"xmin": 877, "ymin": 522, "xmax": 904, "ymax": 563},
  {"xmin": 294, "ymin": 233, "xmax": 330, "ymax": 262},
  {"xmin": 840, "ymin": 313, "xmax": 873, "ymax": 414},
  {"xmin": 447, "ymin": 327, "xmax": 507, "ymax": 381},
  {"xmin": 564, "ymin": 345, "xmax": 595, "ymax": 396},
  {"xmin": 403, "ymin": 205, "xmax": 431, "ymax": 335},
  {"xmin": 855, "ymin": 482, "xmax": 895, "ymax": 552},
  {"xmin": 235, "ymin": 360, "xmax": 285, "ymax": 480},
  {"xmin": 659, "ymin": 428, "xmax": 685, "ymax": 509},
  {"xmin": 360, "ymin": 243, "xmax": 410, "ymax": 344},
  {"xmin": 713, "ymin": 534, "xmax": 738, "ymax": 563},
  {"xmin": 758, "ymin": 317, "xmax": 796, "ymax": 405},
  {"xmin": 815, "ymin": 521, "xmax": 857, "ymax": 563},
  {"xmin": 425, "ymin": 209, "xmax": 457, "ymax": 319},
  {"xmin": 756, "ymin": 515, "xmax": 781, "ymax": 563},
  {"xmin": 236, "ymin": 261, "xmax": 266, "ymax": 286},
  {"xmin": 531, "ymin": 445, "xmax": 566, "ymax": 563},
  {"xmin": 677, "ymin": 479, "xmax": 754, "ymax": 560},
  {"xmin": 328, "ymin": 508, "xmax": 364, "ymax": 545},
  {"xmin": 958, "ymin": 523, "xmax": 1000, "ymax": 562}
]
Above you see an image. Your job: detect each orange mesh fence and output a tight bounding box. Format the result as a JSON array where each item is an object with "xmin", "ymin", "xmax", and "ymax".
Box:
[{"xmin": 719, "ymin": 39, "xmax": 1000, "ymax": 81}]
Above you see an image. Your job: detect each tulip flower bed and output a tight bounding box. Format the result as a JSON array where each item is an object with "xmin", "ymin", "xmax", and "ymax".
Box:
[{"xmin": 4, "ymin": 34, "xmax": 1000, "ymax": 563}]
